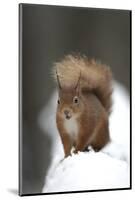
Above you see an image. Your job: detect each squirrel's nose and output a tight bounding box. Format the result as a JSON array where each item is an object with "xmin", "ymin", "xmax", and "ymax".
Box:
[
  {"xmin": 64, "ymin": 110, "xmax": 71, "ymax": 119},
  {"xmin": 64, "ymin": 110, "xmax": 69, "ymax": 115}
]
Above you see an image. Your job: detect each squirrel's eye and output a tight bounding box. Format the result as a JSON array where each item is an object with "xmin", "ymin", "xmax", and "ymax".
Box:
[
  {"xmin": 73, "ymin": 96, "xmax": 79, "ymax": 104},
  {"xmin": 57, "ymin": 99, "xmax": 60, "ymax": 104}
]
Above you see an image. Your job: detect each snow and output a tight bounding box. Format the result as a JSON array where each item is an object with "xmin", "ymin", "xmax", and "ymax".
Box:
[
  {"xmin": 42, "ymin": 152, "xmax": 129, "ymax": 192},
  {"xmin": 38, "ymin": 81, "xmax": 130, "ymax": 193}
]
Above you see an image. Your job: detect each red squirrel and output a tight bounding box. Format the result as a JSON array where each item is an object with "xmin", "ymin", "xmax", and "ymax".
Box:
[{"xmin": 53, "ymin": 55, "xmax": 112, "ymax": 157}]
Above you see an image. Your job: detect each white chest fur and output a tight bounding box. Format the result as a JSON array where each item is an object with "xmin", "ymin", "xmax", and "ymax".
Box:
[{"xmin": 64, "ymin": 117, "xmax": 78, "ymax": 139}]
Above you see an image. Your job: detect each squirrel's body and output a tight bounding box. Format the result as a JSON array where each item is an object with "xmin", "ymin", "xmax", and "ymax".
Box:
[{"xmin": 53, "ymin": 55, "xmax": 112, "ymax": 157}]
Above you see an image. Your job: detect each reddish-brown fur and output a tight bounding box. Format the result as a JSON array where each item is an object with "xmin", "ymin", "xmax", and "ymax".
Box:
[{"xmin": 53, "ymin": 55, "xmax": 112, "ymax": 157}]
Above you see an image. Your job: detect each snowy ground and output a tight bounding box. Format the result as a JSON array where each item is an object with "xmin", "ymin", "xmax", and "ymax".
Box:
[{"xmin": 38, "ymin": 81, "xmax": 130, "ymax": 193}]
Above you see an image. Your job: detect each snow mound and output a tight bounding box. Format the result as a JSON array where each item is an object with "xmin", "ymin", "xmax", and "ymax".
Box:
[
  {"xmin": 38, "ymin": 81, "xmax": 130, "ymax": 193},
  {"xmin": 43, "ymin": 151, "xmax": 129, "ymax": 192}
]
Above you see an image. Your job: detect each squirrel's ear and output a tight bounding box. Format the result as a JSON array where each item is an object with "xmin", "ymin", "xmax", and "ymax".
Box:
[
  {"xmin": 56, "ymin": 69, "xmax": 62, "ymax": 90},
  {"xmin": 75, "ymin": 83, "xmax": 81, "ymax": 96},
  {"xmin": 75, "ymin": 71, "xmax": 81, "ymax": 94}
]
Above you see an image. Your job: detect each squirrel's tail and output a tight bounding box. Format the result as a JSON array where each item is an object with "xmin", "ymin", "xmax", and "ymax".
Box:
[{"xmin": 53, "ymin": 54, "xmax": 113, "ymax": 114}]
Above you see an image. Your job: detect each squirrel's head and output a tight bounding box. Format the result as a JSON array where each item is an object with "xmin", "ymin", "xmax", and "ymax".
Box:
[{"xmin": 56, "ymin": 71, "xmax": 84, "ymax": 120}]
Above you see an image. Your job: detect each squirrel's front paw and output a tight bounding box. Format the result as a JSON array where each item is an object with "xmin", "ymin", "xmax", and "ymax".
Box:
[
  {"xmin": 73, "ymin": 149, "xmax": 79, "ymax": 154},
  {"xmin": 64, "ymin": 152, "xmax": 71, "ymax": 158}
]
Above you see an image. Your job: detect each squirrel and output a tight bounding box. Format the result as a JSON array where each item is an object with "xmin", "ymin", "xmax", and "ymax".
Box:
[{"xmin": 53, "ymin": 54, "xmax": 113, "ymax": 157}]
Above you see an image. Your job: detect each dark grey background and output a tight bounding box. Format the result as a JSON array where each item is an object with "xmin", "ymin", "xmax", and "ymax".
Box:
[{"xmin": 19, "ymin": 4, "xmax": 131, "ymax": 195}]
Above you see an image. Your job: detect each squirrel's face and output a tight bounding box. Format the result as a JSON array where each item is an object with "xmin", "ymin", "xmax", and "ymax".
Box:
[{"xmin": 57, "ymin": 89, "xmax": 83, "ymax": 120}]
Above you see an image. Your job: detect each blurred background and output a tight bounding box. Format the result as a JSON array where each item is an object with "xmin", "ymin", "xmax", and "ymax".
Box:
[{"xmin": 20, "ymin": 4, "xmax": 131, "ymax": 194}]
